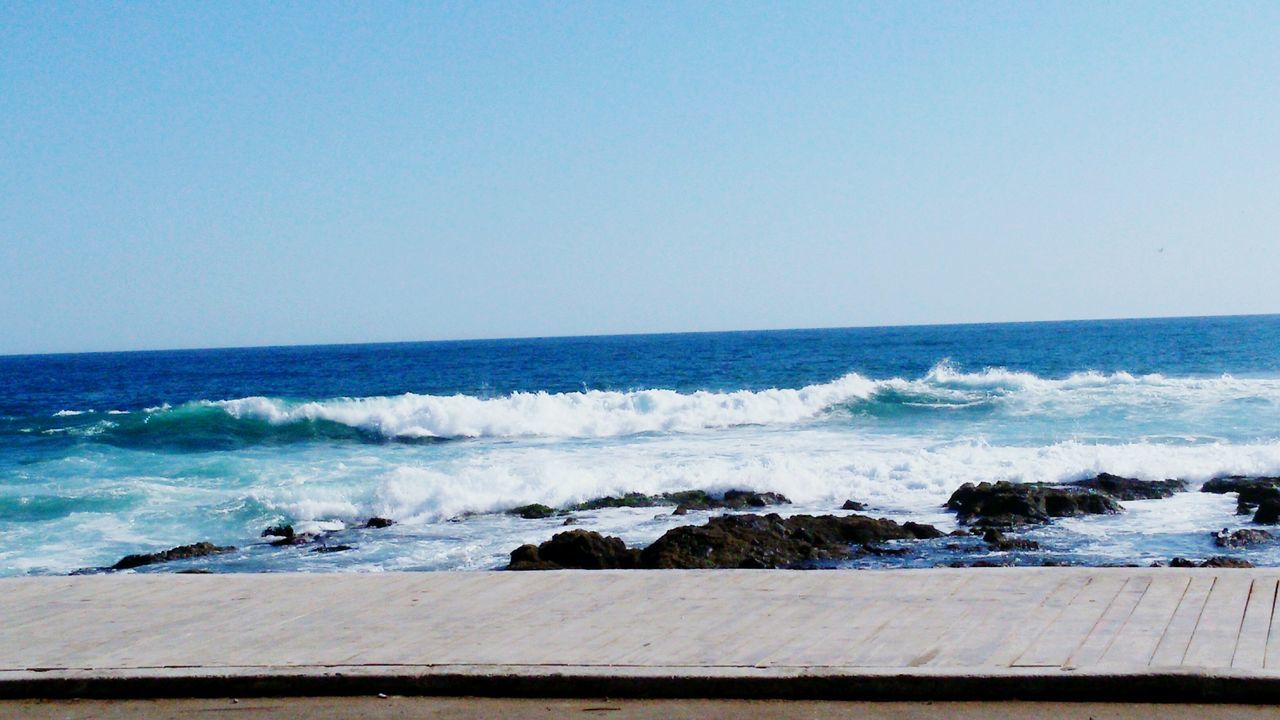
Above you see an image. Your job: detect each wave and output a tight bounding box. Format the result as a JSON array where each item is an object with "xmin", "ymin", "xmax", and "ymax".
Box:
[{"xmin": 21, "ymin": 362, "xmax": 1280, "ymax": 447}]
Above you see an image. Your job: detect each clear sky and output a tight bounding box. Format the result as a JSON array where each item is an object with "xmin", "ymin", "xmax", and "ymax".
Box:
[{"xmin": 2, "ymin": 2, "xmax": 1278, "ymax": 354}]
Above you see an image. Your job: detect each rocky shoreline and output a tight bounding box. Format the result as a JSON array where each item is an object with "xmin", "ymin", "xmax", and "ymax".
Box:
[
  {"xmin": 77, "ymin": 474, "xmax": 1280, "ymax": 574},
  {"xmin": 501, "ymin": 474, "xmax": 1278, "ymax": 571}
]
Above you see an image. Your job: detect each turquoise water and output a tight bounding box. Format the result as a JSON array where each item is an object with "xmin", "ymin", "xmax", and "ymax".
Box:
[{"xmin": 3, "ymin": 315, "xmax": 1280, "ymax": 574}]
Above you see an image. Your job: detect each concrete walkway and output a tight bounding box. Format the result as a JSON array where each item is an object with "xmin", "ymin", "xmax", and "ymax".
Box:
[{"xmin": 4, "ymin": 568, "xmax": 1280, "ymax": 701}]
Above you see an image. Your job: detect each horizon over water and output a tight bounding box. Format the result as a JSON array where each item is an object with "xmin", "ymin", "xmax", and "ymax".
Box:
[
  {"xmin": 4, "ymin": 313, "xmax": 1280, "ymax": 575},
  {"xmin": 4, "ymin": 311, "xmax": 1276, "ymax": 358}
]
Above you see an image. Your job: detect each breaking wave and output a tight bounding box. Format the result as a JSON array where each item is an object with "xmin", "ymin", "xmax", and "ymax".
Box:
[{"xmin": 23, "ymin": 362, "xmax": 1280, "ymax": 447}]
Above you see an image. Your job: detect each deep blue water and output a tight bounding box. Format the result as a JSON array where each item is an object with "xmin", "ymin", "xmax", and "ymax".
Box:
[{"xmin": 3, "ymin": 314, "xmax": 1280, "ymax": 575}]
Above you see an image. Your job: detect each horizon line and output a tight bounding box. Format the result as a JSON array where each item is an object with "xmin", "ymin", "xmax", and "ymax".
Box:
[{"xmin": 3, "ymin": 311, "xmax": 1277, "ymax": 359}]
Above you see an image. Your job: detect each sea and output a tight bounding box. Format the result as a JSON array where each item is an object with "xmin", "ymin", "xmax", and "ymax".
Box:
[{"xmin": 4, "ymin": 314, "xmax": 1280, "ymax": 576}]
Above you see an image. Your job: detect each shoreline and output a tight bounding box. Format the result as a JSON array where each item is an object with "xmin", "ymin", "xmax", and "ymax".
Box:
[{"xmin": 39, "ymin": 474, "xmax": 1280, "ymax": 577}]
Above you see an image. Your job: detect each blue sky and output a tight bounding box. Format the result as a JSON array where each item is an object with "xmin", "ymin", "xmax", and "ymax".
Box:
[{"xmin": 2, "ymin": 2, "xmax": 1278, "ymax": 354}]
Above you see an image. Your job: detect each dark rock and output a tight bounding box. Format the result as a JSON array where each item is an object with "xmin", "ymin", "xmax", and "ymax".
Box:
[
  {"xmin": 1202, "ymin": 556, "xmax": 1256, "ymax": 568},
  {"xmin": 562, "ymin": 516, "xmax": 579, "ymax": 526},
  {"xmin": 1170, "ymin": 556, "xmax": 1255, "ymax": 568},
  {"xmin": 571, "ymin": 492, "xmax": 671, "ymax": 511},
  {"xmin": 672, "ymin": 489, "xmax": 791, "ymax": 514},
  {"xmin": 1214, "ymin": 528, "xmax": 1274, "ymax": 548},
  {"xmin": 1199, "ymin": 477, "xmax": 1280, "ymax": 523},
  {"xmin": 507, "ymin": 530, "xmax": 641, "ymax": 570},
  {"xmin": 261, "ymin": 525, "xmax": 295, "ymax": 541},
  {"xmin": 946, "ymin": 481, "xmax": 1121, "ymax": 526},
  {"xmin": 507, "ymin": 544, "xmax": 562, "ymax": 571},
  {"xmin": 982, "ymin": 528, "xmax": 1041, "ymax": 551},
  {"xmin": 671, "ymin": 505, "xmax": 689, "ymax": 516},
  {"xmin": 1201, "ymin": 476, "xmax": 1280, "ymax": 497},
  {"xmin": 262, "ymin": 524, "xmax": 314, "ymax": 546},
  {"xmin": 312, "ymin": 544, "xmax": 353, "ymax": 553},
  {"xmin": 112, "ymin": 542, "xmax": 235, "ymax": 571},
  {"xmin": 508, "ymin": 503, "xmax": 557, "ymax": 520},
  {"xmin": 1068, "ymin": 472, "xmax": 1186, "ymax": 500},
  {"xmin": 841, "ymin": 499, "xmax": 867, "ymax": 511},
  {"xmin": 364, "ymin": 517, "xmax": 395, "ymax": 529},
  {"xmin": 178, "ymin": 569, "xmax": 213, "ymax": 574},
  {"xmin": 722, "ymin": 490, "xmax": 791, "ymax": 508},
  {"xmin": 640, "ymin": 513, "xmax": 941, "ymax": 570},
  {"xmin": 1255, "ymin": 497, "xmax": 1280, "ymax": 525},
  {"xmin": 506, "ymin": 513, "xmax": 944, "ymax": 571}
]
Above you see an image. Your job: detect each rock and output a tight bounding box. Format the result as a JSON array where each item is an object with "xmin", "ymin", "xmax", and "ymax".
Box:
[
  {"xmin": 507, "ymin": 530, "xmax": 641, "ymax": 570},
  {"xmin": 572, "ymin": 489, "xmax": 794, "ymax": 515},
  {"xmin": 722, "ymin": 490, "xmax": 791, "ymax": 508},
  {"xmin": 261, "ymin": 523, "xmax": 323, "ymax": 547},
  {"xmin": 507, "ymin": 544, "xmax": 561, "ymax": 571},
  {"xmin": 508, "ymin": 504, "xmax": 557, "ymax": 520},
  {"xmin": 1255, "ymin": 497, "xmax": 1280, "ymax": 525},
  {"xmin": 1068, "ymin": 473, "xmax": 1186, "ymax": 500},
  {"xmin": 570, "ymin": 492, "xmax": 672, "ymax": 511},
  {"xmin": 312, "ymin": 544, "xmax": 353, "ymax": 553},
  {"xmin": 1170, "ymin": 556, "xmax": 1254, "ymax": 568},
  {"xmin": 364, "ymin": 517, "xmax": 395, "ymax": 529},
  {"xmin": 261, "ymin": 525, "xmax": 295, "ymax": 541},
  {"xmin": 1213, "ymin": 528, "xmax": 1274, "ymax": 548},
  {"xmin": 562, "ymin": 516, "xmax": 579, "ymax": 526},
  {"xmin": 507, "ymin": 513, "xmax": 943, "ymax": 571},
  {"xmin": 841, "ymin": 499, "xmax": 867, "ymax": 511},
  {"xmin": 673, "ymin": 489, "xmax": 791, "ymax": 514},
  {"xmin": 1199, "ymin": 477, "xmax": 1280, "ymax": 523},
  {"xmin": 946, "ymin": 481, "xmax": 1121, "ymax": 526},
  {"xmin": 640, "ymin": 513, "xmax": 941, "ymax": 570},
  {"xmin": 111, "ymin": 542, "xmax": 236, "ymax": 571},
  {"xmin": 981, "ymin": 528, "xmax": 1041, "ymax": 551}
]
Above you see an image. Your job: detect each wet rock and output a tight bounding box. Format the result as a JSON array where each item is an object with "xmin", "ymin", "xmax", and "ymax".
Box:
[
  {"xmin": 1199, "ymin": 477, "xmax": 1280, "ymax": 523},
  {"xmin": 722, "ymin": 490, "xmax": 791, "ymax": 508},
  {"xmin": 570, "ymin": 489, "xmax": 793, "ymax": 516},
  {"xmin": 1170, "ymin": 556, "xmax": 1255, "ymax": 568},
  {"xmin": 507, "ymin": 544, "xmax": 561, "ymax": 571},
  {"xmin": 364, "ymin": 517, "xmax": 395, "ymax": 529},
  {"xmin": 640, "ymin": 513, "xmax": 941, "ymax": 570},
  {"xmin": 672, "ymin": 489, "xmax": 791, "ymax": 514},
  {"xmin": 177, "ymin": 568, "xmax": 213, "ymax": 574},
  {"xmin": 561, "ymin": 516, "xmax": 579, "ymax": 526},
  {"xmin": 112, "ymin": 542, "xmax": 236, "ymax": 571},
  {"xmin": 946, "ymin": 481, "xmax": 1121, "ymax": 526},
  {"xmin": 261, "ymin": 525, "xmax": 295, "ymax": 541},
  {"xmin": 1068, "ymin": 473, "xmax": 1186, "ymax": 500},
  {"xmin": 312, "ymin": 544, "xmax": 353, "ymax": 553},
  {"xmin": 1213, "ymin": 528, "xmax": 1274, "ymax": 548},
  {"xmin": 508, "ymin": 504, "xmax": 557, "ymax": 520},
  {"xmin": 841, "ymin": 499, "xmax": 867, "ymax": 511},
  {"xmin": 1255, "ymin": 497, "xmax": 1280, "ymax": 525},
  {"xmin": 571, "ymin": 492, "xmax": 672, "ymax": 511},
  {"xmin": 981, "ymin": 528, "xmax": 1041, "ymax": 551},
  {"xmin": 507, "ymin": 530, "xmax": 641, "ymax": 570}
]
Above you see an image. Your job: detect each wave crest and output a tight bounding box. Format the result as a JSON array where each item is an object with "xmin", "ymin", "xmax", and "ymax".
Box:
[{"xmin": 215, "ymin": 372, "xmax": 881, "ymax": 440}]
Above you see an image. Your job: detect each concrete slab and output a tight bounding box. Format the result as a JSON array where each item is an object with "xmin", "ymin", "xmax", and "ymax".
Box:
[{"xmin": 5, "ymin": 568, "xmax": 1280, "ymax": 701}]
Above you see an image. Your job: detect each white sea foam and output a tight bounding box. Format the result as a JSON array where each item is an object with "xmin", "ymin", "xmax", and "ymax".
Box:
[
  {"xmin": 243, "ymin": 429, "xmax": 1280, "ymax": 525},
  {"xmin": 214, "ymin": 372, "xmax": 883, "ymax": 439},
  {"xmin": 198, "ymin": 363, "xmax": 1280, "ymax": 441}
]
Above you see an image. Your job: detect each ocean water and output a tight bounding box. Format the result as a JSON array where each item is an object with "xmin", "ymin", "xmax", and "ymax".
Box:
[{"xmin": 4, "ymin": 315, "xmax": 1280, "ymax": 575}]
